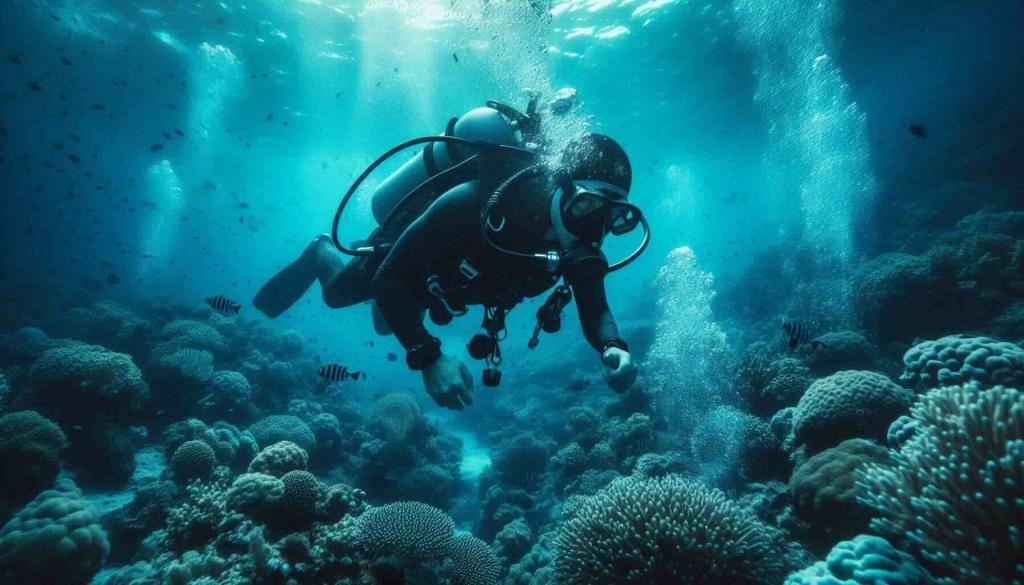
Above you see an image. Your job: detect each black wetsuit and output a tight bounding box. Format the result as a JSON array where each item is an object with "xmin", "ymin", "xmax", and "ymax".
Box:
[{"xmin": 328, "ymin": 178, "xmax": 627, "ymax": 369}]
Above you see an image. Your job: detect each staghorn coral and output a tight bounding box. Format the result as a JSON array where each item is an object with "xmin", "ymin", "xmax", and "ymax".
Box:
[
  {"xmin": 785, "ymin": 535, "xmax": 935, "ymax": 584},
  {"xmin": 370, "ymin": 393, "xmax": 423, "ymax": 443},
  {"xmin": 248, "ymin": 415, "xmax": 316, "ymax": 452},
  {"xmin": 164, "ymin": 472, "xmax": 235, "ymax": 553},
  {"xmin": 0, "ymin": 478, "xmax": 109, "ymax": 585},
  {"xmin": 171, "ymin": 440, "xmax": 217, "ymax": 482},
  {"xmin": 793, "ymin": 370, "xmax": 914, "ymax": 453},
  {"xmin": 788, "ymin": 439, "xmax": 891, "ymax": 548},
  {"xmin": 0, "ymin": 410, "xmax": 65, "ymax": 507},
  {"xmin": 28, "ymin": 343, "xmax": 149, "ymax": 420},
  {"xmin": 857, "ymin": 384, "xmax": 1024, "ymax": 584},
  {"xmin": 449, "ymin": 532, "xmax": 501, "ymax": 585},
  {"xmin": 247, "ymin": 440, "xmax": 308, "ymax": 477},
  {"xmin": 356, "ymin": 501, "xmax": 455, "ymax": 563},
  {"xmin": 901, "ymin": 335, "xmax": 1024, "ymax": 390},
  {"xmin": 553, "ymin": 475, "xmax": 786, "ymax": 584}
]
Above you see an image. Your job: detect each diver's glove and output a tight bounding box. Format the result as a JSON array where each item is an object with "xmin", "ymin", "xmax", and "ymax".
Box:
[
  {"xmin": 602, "ymin": 347, "xmax": 638, "ymax": 393},
  {"xmin": 423, "ymin": 354, "xmax": 475, "ymax": 411}
]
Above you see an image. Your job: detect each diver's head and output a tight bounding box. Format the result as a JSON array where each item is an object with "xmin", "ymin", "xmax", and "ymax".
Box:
[{"xmin": 552, "ymin": 134, "xmax": 639, "ymax": 246}]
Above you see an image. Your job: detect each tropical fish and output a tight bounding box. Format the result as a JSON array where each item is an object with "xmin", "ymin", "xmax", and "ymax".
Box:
[
  {"xmin": 205, "ymin": 295, "xmax": 241, "ymax": 315},
  {"xmin": 150, "ymin": 143, "xmax": 163, "ymax": 153},
  {"xmin": 568, "ymin": 377, "xmax": 592, "ymax": 392},
  {"xmin": 386, "ymin": 352, "xmax": 398, "ymax": 362},
  {"xmin": 781, "ymin": 320, "xmax": 825, "ymax": 350},
  {"xmin": 314, "ymin": 364, "xmax": 364, "ymax": 393}
]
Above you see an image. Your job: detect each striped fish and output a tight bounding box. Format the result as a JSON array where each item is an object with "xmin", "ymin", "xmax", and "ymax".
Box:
[
  {"xmin": 781, "ymin": 320, "xmax": 825, "ymax": 350},
  {"xmin": 314, "ymin": 363, "xmax": 364, "ymax": 394},
  {"xmin": 206, "ymin": 295, "xmax": 241, "ymax": 315},
  {"xmin": 568, "ymin": 377, "xmax": 592, "ymax": 392}
]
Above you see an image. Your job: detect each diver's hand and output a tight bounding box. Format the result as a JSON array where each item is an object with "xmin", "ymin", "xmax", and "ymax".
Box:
[
  {"xmin": 602, "ymin": 347, "xmax": 637, "ymax": 393},
  {"xmin": 423, "ymin": 355, "xmax": 475, "ymax": 411}
]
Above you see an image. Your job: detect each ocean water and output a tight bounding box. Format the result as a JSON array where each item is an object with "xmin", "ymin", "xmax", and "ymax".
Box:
[{"xmin": 0, "ymin": 0, "xmax": 1022, "ymax": 583}]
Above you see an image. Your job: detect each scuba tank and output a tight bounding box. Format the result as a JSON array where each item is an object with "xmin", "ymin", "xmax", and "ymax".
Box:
[{"xmin": 370, "ymin": 107, "xmax": 522, "ymax": 226}]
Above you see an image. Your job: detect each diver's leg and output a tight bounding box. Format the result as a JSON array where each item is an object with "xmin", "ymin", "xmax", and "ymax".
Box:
[{"xmin": 254, "ymin": 234, "xmax": 372, "ymax": 318}]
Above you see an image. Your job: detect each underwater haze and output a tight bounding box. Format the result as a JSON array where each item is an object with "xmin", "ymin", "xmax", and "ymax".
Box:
[{"xmin": 1, "ymin": 0, "xmax": 1023, "ymax": 583}]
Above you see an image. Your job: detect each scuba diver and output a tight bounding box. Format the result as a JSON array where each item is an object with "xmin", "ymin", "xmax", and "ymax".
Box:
[{"xmin": 253, "ymin": 93, "xmax": 650, "ymax": 411}]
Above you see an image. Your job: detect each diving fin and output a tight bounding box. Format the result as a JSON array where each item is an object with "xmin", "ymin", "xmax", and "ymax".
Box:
[{"xmin": 253, "ymin": 236, "xmax": 328, "ymax": 319}]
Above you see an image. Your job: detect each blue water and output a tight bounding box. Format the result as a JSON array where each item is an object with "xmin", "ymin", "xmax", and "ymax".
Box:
[{"xmin": 0, "ymin": 1, "xmax": 1022, "ymax": 584}]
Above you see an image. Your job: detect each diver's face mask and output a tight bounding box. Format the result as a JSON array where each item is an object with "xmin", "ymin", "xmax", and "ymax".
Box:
[{"xmin": 561, "ymin": 179, "xmax": 642, "ymax": 244}]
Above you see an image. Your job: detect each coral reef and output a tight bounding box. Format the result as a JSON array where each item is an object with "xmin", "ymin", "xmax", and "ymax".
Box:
[
  {"xmin": 786, "ymin": 535, "xmax": 935, "ymax": 584},
  {"xmin": 248, "ymin": 440, "xmax": 309, "ymax": 477},
  {"xmin": 248, "ymin": 414, "xmax": 316, "ymax": 452},
  {"xmin": 901, "ymin": 335, "xmax": 1024, "ymax": 390},
  {"xmin": 0, "ymin": 478, "xmax": 109, "ymax": 585},
  {"xmin": 857, "ymin": 384, "xmax": 1024, "ymax": 583},
  {"xmin": 171, "ymin": 439, "xmax": 217, "ymax": 482},
  {"xmin": 553, "ymin": 475, "xmax": 787, "ymax": 583},
  {"xmin": 0, "ymin": 409, "xmax": 66, "ymax": 512},
  {"xmin": 27, "ymin": 343, "xmax": 149, "ymax": 422},
  {"xmin": 793, "ymin": 370, "xmax": 914, "ymax": 452}
]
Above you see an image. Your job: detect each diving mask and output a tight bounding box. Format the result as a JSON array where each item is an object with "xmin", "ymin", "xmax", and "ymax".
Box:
[{"xmin": 563, "ymin": 180, "xmax": 642, "ymax": 239}]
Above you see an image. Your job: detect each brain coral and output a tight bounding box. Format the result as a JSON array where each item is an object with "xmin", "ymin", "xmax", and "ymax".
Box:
[
  {"xmin": 0, "ymin": 410, "xmax": 66, "ymax": 506},
  {"xmin": 28, "ymin": 343, "xmax": 150, "ymax": 417},
  {"xmin": 0, "ymin": 478, "xmax": 110, "ymax": 585},
  {"xmin": 793, "ymin": 370, "xmax": 914, "ymax": 452},
  {"xmin": 280, "ymin": 470, "xmax": 320, "ymax": 526},
  {"xmin": 154, "ymin": 320, "xmax": 225, "ymax": 354},
  {"xmin": 357, "ymin": 501, "xmax": 455, "ymax": 562},
  {"xmin": 789, "ymin": 439, "xmax": 891, "ymax": 545},
  {"xmin": 248, "ymin": 415, "xmax": 316, "ymax": 452},
  {"xmin": 901, "ymin": 335, "xmax": 1024, "ymax": 390},
  {"xmin": 171, "ymin": 440, "xmax": 216, "ymax": 482},
  {"xmin": 785, "ymin": 535, "xmax": 935, "ymax": 585},
  {"xmin": 554, "ymin": 475, "xmax": 785, "ymax": 584},
  {"xmin": 449, "ymin": 532, "xmax": 501, "ymax": 585},
  {"xmin": 248, "ymin": 440, "xmax": 309, "ymax": 478},
  {"xmin": 370, "ymin": 393, "xmax": 423, "ymax": 443},
  {"xmin": 857, "ymin": 384, "xmax": 1024, "ymax": 584}
]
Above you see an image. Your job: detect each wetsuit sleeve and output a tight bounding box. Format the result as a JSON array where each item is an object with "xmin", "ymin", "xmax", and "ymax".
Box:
[
  {"xmin": 564, "ymin": 252, "xmax": 628, "ymax": 354},
  {"xmin": 371, "ymin": 182, "xmax": 479, "ymax": 365}
]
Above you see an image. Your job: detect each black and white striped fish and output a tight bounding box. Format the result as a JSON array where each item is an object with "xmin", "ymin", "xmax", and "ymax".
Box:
[
  {"xmin": 781, "ymin": 320, "xmax": 825, "ymax": 350},
  {"xmin": 568, "ymin": 377, "xmax": 592, "ymax": 392},
  {"xmin": 314, "ymin": 363, "xmax": 364, "ymax": 393},
  {"xmin": 206, "ymin": 295, "xmax": 241, "ymax": 315}
]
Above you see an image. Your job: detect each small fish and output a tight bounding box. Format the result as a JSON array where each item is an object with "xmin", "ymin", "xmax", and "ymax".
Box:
[
  {"xmin": 54, "ymin": 143, "xmax": 63, "ymax": 151},
  {"xmin": 266, "ymin": 113, "xmax": 273, "ymax": 121},
  {"xmin": 89, "ymin": 103, "xmax": 106, "ymax": 111},
  {"xmin": 568, "ymin": 378, "xmax": 592, "ymax": 392},
  {"xmin": 107, "ymin": 273, "xmax": 120, "ymax": 285},
  {"xmin": 452, "ymin": 52, "xmax": 459, "ymax": 62},
  {"xmin": 67, "ymin": 154, "xmax": 80, "ymax": 163},
  {"xmin": 59, "ymin": 56, "xmax": 72, "ymax": 66},
  {"xmin": 59, "ymin": 93, "xmax": 68, "ymax": 102},
  {"xmin": 781, "ymin": 320, "xmax": 825, "ymax": 350},
  {"xmin": 162, "ymin": 132, "xmax": 172, "ymax": 140},
  {"xmin": 907, "ymin": 124, "xmax": 928, "ymax": 139},
  {"xmin": 386, "ymin": 352, "xmax": 398, "ymax": 362},
  {"xmin": 314, "ymin": 364, "xmax": 364, "ymax": 393},
  {"xmin": 166, "ymin": 102, "xmax": 176, "ymax": 110},
  {"xmin": 26, "ymin": 82, "xmax": 42, "ymax": 92},
  {"xmin": 150, "ymin": 143, "xmax": 163, "ymax": 153},
  {"xmin": 206, "ymin": 295, "xmax": 241, "ymax": 315},
  {"xmin": 70, "ymin": 134, "xmax": 81, "ymax": 142},
  {"xmin": 7, "ymin": 54, "xmax": 21, "ymax": 64},
  {"xmin": 174, "ymin": 128, "xmax": 184, "ymax": 137}
]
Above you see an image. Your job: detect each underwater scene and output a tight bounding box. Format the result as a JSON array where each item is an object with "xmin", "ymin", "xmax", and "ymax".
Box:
[{"xmin": 1, "ymin": 0, "xmax": 1023, "ymax": 583}]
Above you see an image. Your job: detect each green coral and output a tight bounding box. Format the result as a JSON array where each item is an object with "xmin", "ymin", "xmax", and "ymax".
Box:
[
  {"xmin": 0, "ymin": 410, "xmax": 66, "ymax": 506},
  {"xmin": 857, "ymin": 384, "xmax": 1024, "ymax": 584},
  {"xmin": 0, "ymin": 478, "xmax": 109, "ymax": 585},
  {"xmin": 793, "ymin": 370, "xmax": 914, "ymax": 452},
  {"xmin": 248, "ymin": 415, "xmax": 316, "ymax": 452},
  {"xmin": 28, "ymin": 343, "xmax": 150, "ymax": 417},
  {"xmin": 553, "ymin": 475, "xmax": 785, "ymax": 584},
  {"xmin": 356, "ymin": 501, "xmax": 455, "ymax": 563},
  {"xmin": 449, "ymin": 532, "xmax": 501, "ymax": 585},
  {"xmin": 171, "ymin": 440, "xmax": 216, "ymax": 482},
  {"xmin": 247, "ymin": 440, "xmax": 308, "ymax": 477}
]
